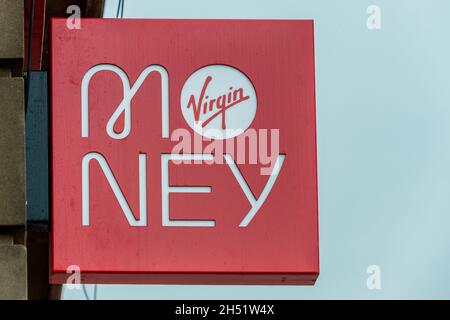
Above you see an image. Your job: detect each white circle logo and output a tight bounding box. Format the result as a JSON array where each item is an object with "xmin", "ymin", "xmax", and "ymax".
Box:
[{"xmin": 180, "ymin": 65, "xmax": 257, "ymax": 140}]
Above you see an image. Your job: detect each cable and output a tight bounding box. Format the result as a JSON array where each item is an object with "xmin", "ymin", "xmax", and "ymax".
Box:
[
  {"xmin": 82, "ymin": 284, "xmax": 98, "ymax": 300},
  {"xmin": 82, "ymin": 284, "xmax": 90, "ymax": 300},
  {"xmin": 115, "ymin": 0, "xmax": 120, "ymax": 18},
  {"xmin": 116, "ymin": 0, "xmax": 123, "ymax": 18},
  {"xmin": 94, "ymin": 284, "xmax": 98, "ymax": 300},
  {"xmin": 115, "ymin": 0, "xmax": 125, "ymax": 18},
  {"xmin": 115, "ymin": 0, "xmax": 121, "ymax": 18}
]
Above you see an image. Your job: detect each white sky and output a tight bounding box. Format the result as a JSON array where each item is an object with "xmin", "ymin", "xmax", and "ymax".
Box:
[{"xmin": 64, "ymin": 0, "xmax": 450, "ymax": 299}]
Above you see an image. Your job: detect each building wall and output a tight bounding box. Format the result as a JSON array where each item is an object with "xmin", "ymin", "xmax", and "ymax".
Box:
[{"xmin": 0, "ymin": 0, "xmax": 27, "ymax": 300}]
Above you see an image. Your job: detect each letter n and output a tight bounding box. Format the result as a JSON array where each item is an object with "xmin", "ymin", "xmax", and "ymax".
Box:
[{"xmin": 82, "ymin": 152, "xmax": 147, "ymax": 226}]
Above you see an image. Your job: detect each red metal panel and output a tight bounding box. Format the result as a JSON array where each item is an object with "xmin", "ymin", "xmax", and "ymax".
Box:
[
  {"xmin": 50, "ymin": 18, "xmax": 319, "ymax": 284},
  {"xmin": 24, "ymin": 0, "xmax": 46, "ymax": 70}
]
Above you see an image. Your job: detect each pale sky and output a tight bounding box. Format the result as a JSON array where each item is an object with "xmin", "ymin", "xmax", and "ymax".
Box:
[{"xmin": 63, "ymin": 0, "xmax": 450, "ymax": 299}]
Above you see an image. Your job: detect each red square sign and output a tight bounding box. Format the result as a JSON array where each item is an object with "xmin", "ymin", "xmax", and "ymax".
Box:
[{"xmin": 51, "ymin": 19, "xmax": 319, "ymax": 284}]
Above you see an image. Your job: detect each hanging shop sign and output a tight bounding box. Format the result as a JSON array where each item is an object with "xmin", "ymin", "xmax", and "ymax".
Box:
[{"xmin": 50, "ymin": 18, "xmax": 319, "ymax": 284}]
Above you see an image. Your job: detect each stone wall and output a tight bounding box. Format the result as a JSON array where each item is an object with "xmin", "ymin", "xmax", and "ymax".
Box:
[{"xmin": 0, "ymin": 0, "xmax": 27, "ymax": 300}]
